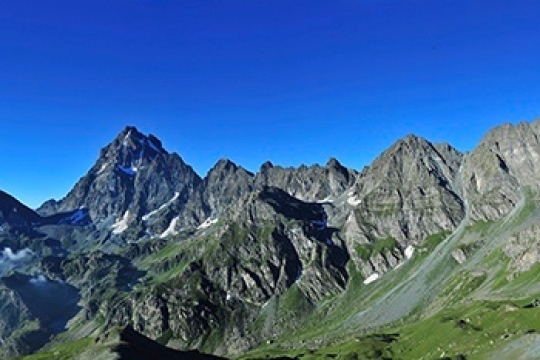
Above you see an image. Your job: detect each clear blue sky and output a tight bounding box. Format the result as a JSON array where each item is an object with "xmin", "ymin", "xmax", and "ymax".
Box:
[{"xmin": 1, "ymin": 0, "xmax": 540, "ymax": 208}]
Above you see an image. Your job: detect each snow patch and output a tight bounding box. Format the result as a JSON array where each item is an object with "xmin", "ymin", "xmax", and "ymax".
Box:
[
  {"xmin": 405, "ymin": 245, "xmax": 415, "ymax": 259},
  {"xmin": 0, "ymin": 247, "xmax": 33, "ymax": 262},
  {"xmin": 118, "ymin": 165, "xmax": 137, "ymax": 176},
  {"xmin": 123, "ymin": 130, "xmax": 133, "ymax": 146},
  {"xmin": 142, "ymin": 192, "xmax": 180, "ymax": 221},
  {"xmin": 317, "ymin": 197, "xmax": 333, "ymax": 204},
  {"xmin": 160, "ymin": 216, "xmax": 181, "ymax": 238},
  {"xmin": 363, "ymin": 273, "xmax": 379, "ymax": 285},
  {"xmin": 97, "ymin": 163, "xmax": 108, "ymax": 174},
  {"xmin": 112, "ymin": 211, "xmax": 130, "ymax": 234},
  {"xmin": 347, "ymin": 196, "xmax": 362, "ymax": 206},
  {"xmin": 197, "ymin": 218, "xmax": 218, "ymax": 230}
]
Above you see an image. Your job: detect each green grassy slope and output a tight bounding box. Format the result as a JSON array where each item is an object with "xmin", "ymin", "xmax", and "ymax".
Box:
[{"xmin": 239, "ymin": 189, "xmax": 540, "ymax": 359}]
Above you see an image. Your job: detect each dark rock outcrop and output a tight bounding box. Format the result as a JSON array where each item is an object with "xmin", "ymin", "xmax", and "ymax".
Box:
[{"xmin": 95, "ymin": 325, "xmax": 227, "ymax": 360}]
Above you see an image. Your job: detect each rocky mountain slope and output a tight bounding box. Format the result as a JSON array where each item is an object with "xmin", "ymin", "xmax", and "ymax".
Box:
[
  {"xmin": 0, "ymin": 191, "xmax": 42, "ymax": 229},
  {"xmin": 336, "ymin": 135, "xmax": 466, "ymax": 278},
  {"xmin": 463, "ymin": 121, "xmax": 540, "ymax": 222},
  {"xmin": 37, "ymin": 126, "xmax": 203, "ymax": 242},
  {"xmin": 3, "ymin": 120, "xmax": 540, "ymax": 359}
]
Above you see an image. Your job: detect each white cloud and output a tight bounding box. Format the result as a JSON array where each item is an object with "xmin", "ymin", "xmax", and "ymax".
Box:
[
  {"xmin": 0, "ymin": 247, "xmax": 33, "ymax": 262},
  {"xmin": 29, "ymin": 274, "xmax": 48, "ymax": 284}
]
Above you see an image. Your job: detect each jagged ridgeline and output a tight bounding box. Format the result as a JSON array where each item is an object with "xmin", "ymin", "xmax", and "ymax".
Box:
[{"xmin": 3, "ymin": 120, "xmax": 540, "ymax": 359}]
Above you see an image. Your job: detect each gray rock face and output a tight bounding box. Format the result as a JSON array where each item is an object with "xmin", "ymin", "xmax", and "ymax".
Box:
[
  {"xmin": 227, "ymin": 187, "xmax": 348, "ymax": 299},
  {"xmin": 37, "ymin": 126, "xmax": 203, "ymax": 239},
  {"xmin": 335, "ymin": 135, "xmax": 465, "ymax": 277},
  {"xmin": 503, "ymin": 223, "xmax": 540, "ymax": 276},
  {"xmin": 201, "ymin": 158, "xmax": 254, "ymax": 217},
  {"xmin": 0, "ymin": 191, "xmax": 41, "ymax": 229},
  {"xmin": 34, "ymin": 129, "xmax": 360, "ymax": 243},
  {"xmin": 0, "ymin": 286, "xmax": 33, "ymax": 358},
  {"xmin": 357, "ymin": 135, "xmax": 464, "ymax": 240},
  {"xmin": 66, "ymin": 186, "xmax": 348, "ymax": 355},
  {"xmin": 452, "ymin": 248, "xmax": 467, "ymax": 264},
  {"xmin": 254, "ymin": 158, "xmax": 357, "ymax": 202},
  {"xmin": 463, "ymin": 121, "xmax": 540, "ymax": 221}
]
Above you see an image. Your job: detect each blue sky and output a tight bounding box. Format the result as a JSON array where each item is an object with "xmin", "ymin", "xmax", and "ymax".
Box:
[{"xmin": 1, "ymin": 0, "xmax": 540, "ymax": 208}]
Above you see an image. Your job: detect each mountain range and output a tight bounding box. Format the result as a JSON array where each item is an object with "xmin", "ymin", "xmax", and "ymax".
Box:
[{"xmin": 2, "ymin": 120, "xmax": 540, "ymax": 359}]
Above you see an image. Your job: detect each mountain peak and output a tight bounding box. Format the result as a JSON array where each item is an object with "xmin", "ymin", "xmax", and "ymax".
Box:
[
  {"xmin": 114, "ymin": 126, "xmax": 166, "ymax": 155},
  {"xmin": 363, "ymin": 132, "xmax": 463, "ymax": 193},
  {"xmin": 117, "ymin": 125, "xmax": 145, "ymax": 145},
  {"xmin": 213, "ymin": 158, "xmax": 238, "ymax": 170},
  {"xmin": 381, "ymin": 134, "xmax": 435, "ymax": 158},
  {"xmin": 259, "ymin": 161, "xmax": 274, "ymax": 172},
  {"xmin": 119, "ymin": 125, "xmax": 140, "ymax": 136},
  {"xmin": 326, "ymin": 157, "xmax": 343, "ymax": 168},
  {"xmin": 400, "ymin": 133, "xmax": 427, "ymax": 145},
  {"xmin": 43, "ymin": 126, "xmax": 201, "ymax": 233}
]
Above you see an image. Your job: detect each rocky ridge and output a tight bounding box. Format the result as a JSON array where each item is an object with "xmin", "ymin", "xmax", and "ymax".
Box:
[{"xmin": 4, "ymin": 120, "xmax": 540, "ymax": 359}]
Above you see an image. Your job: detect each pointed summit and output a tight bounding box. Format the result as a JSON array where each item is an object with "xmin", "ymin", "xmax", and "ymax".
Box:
[
  {"xmin": 92, "ymin": 127, "xmax": 169, "ymax": 178},
  {"xmin": 202, "ymin": 158, "xmax": 254, "ymax": 216},
  {"xmin": 118, "ymin": 125, "xmax": 139, "ymax": 137},
  {"xmin": 325, "ymin": 157, "xmax": 353, "ymax": 187},
  {"xmin": 365, "ymin": 134, "xmax": 463, "ymax": 185},
  {"xmin": 115, "ymin": 126, "xmax": 145, "ymax": 148},
  {"xmin": 211, "ymin": 158, "xmax": 239, "ymax": 172},
  {"xmin": 326, "ymin": 157, "xmax": 348, "ymax": 174},
  {"xmin": 113, "ymin": 126, "xmax": 167, "ymax": 156},
  {"xmin": 38, "ymin": 127, "xmax": 202, "ymax": 240},
  {"xmin": 206, "ymin": 158, "xmax": 254, "ymax": 179},
  {"xmin": 390, "ymin": 134, "xmax": 431, "ymax": 152},
  {"xmin": 326, "ymin": 157, "xmax": 341, "ymax": 168},
  {"xmin": 349, "ymin": 133, "xmax": 465, "ymax": 246},
  {"xmin": 259, "ymin": 161, "xmax": 274, "ymax": 173}
]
